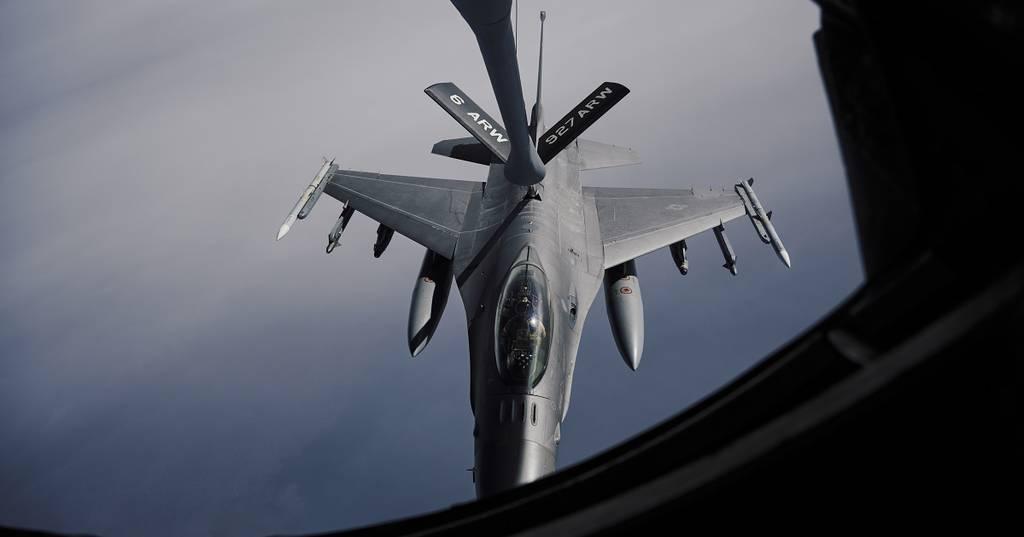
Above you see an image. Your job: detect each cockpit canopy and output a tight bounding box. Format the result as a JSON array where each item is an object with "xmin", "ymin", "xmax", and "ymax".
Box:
[{"xmin": 495, "ymin": 263, "xmax": 551, "ymax": 388}]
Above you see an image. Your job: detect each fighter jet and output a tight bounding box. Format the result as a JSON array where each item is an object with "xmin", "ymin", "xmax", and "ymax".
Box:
[{"xmin": 277, "ymin": 0, "xmax": 790, "ymax": 498}]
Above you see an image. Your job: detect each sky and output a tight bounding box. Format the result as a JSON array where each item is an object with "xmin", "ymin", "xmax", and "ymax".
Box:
[{"xmin": 0, "ymin": 1, "xmax": 861, "ymax": 536}]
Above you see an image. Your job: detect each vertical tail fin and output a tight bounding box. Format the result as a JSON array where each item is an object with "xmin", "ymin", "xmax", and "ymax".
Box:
[{"xmin": 530, "ymin": 11, "xmax": 546, "ymax": 143}]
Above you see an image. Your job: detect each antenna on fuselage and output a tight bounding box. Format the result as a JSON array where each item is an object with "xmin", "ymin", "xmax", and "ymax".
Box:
[{"xmin": 529, "ymin": 11, "xmax": 546, "ymax": 144}]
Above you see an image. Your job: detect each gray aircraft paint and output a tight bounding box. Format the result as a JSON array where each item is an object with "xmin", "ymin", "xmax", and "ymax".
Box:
[{"xmin": 279, "ymin": 0, "xmax": 791, "ymax": 496}]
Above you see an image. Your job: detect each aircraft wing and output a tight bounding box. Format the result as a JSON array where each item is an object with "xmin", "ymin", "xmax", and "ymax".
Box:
[
  {"xmin": 323, "ymin": 170, "xmax": 482, "ymax": 259},
  {"xmin": 585, "ymin": 186, "xmax": 746, "ymax": 268}
]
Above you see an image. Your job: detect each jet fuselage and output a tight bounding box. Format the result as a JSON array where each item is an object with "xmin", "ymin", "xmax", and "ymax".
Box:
[{"xmin": 452, "ymin": 148, "xmax": 602, "ymax": 496}]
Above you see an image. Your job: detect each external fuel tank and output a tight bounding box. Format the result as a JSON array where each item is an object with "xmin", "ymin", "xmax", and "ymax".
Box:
[
  {"xmin": 407, "ymin": 250, "xmax": 453, "ymax": 357},
  {"xmin": 603, "ymin": 259, "xmax": 644, "ymax": 371}
]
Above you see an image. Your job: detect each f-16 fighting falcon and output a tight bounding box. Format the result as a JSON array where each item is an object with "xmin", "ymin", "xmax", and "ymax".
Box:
[{"xmin": 277, "ymin": 0, "xmax": 790, "ymax": 498}]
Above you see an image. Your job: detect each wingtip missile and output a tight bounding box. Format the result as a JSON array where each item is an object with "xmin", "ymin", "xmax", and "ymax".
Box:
[
  {"xmin": 277, "ymin": 159, "xmax": 338, "ymax": 241},
  {"xmin": 766, "ymin": 223, "xmax": 790, "ymax": 268},
  {"xmin": 277, "ymin": 216, "xmax": 295, "ymax": 241},
  {"xmin": 277, "ymin": 194, "xmax": 308, "ymax": 241},
  {"xmin": 736, "ymin": 179, "xmax": 791, "ymax": 269},
  {"xmin": 297, "ymin": 158, "xmax": 337, "ymax": 220}
]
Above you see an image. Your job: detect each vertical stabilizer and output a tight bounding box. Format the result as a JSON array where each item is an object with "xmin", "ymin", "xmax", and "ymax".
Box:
[{"xmin": 530, "ymin": 11, "xmax": 546, "ymax": 143}]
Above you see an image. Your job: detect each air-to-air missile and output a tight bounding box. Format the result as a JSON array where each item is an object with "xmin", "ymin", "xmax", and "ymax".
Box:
[
  {"xmin": 603, "ymin": 259, "xmax": 644, "ymax": 371},
  {"xmin": 736, "ymin": 178, "xmax": 791, "ymax": 268},
  {"xmin": 276, "ymin": 158, "xmax": 337, "ymax": 241},
  {"xmin": 713, "ymin": 223, "xmax": 738, "ymax": 276},
  {"xmin": 326, "ymin": 204, "xmax": 355, "ymax": 254},
  {"xmin": 373, "ymin": 224, "xmax": 395, "ymax": 258},
  {"xmin": 669, "ymin": 239, "xmax": 689, "ymax": 275}
]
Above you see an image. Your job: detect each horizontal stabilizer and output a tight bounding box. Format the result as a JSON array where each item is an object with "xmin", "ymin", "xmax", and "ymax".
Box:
[
  {"xmin": 425, "ymin": 82, "xmax": 510, "ymax": 164},
  {"xmin": 431, "ymin": 137, "xmax": 495, "ymax": 166},
  {"xmin": 573, "ymin": 139, "xmax": 641, "ymax": 171},
  {"xmin": 538, "ymin": 82, "xmax": 630, "ymax": 163}
]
